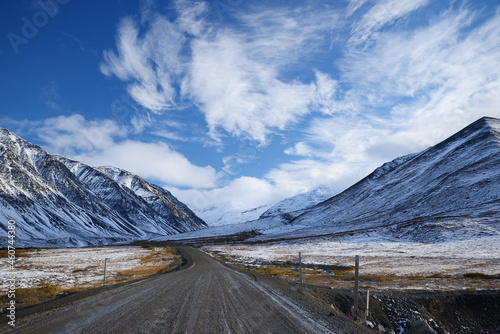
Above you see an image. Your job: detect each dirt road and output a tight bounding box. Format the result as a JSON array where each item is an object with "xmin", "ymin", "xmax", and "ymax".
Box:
[{"xmin": 3, "ymin": 247, "xmax": 364, "ymax": 333}]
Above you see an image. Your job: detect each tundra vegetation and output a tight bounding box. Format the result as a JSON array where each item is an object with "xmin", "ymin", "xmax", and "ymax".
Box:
[{"xmin": 0, "ymin": 246, "xmax": 181, "ymax": 310}]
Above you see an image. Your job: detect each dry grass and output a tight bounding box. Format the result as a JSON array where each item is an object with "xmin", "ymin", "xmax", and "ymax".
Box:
[
  {"xmin": 332, "ymin": 266, "xmax": 355, "ymax": 276},
  {"xmin": 72, "ymin": 265, "xmax": 99, "ymax": 274},
  {"xmin": 256, "ymin": 266, "xmax": 294, "ymax": 276},
  {"xmin": 97, "ymin": 246, "xmax": 181, "ymax": 284},
  {"xmin": 0, "ymin": 246, "xmax": 182, "ymax": 311},
  {"xmin": 216, "ymin": 255, "xmax": 500, "ymax": 291},
  {"xmin": 0, "ymin": 282, "xmax": 60, "ymax": 311},
  {"xmin": 463, "ymin": 272, "xmax": 500, "ymax": 279},
  {"xmin": 0, "ymin": 248, "xmax": 39, "ymax": 258}
]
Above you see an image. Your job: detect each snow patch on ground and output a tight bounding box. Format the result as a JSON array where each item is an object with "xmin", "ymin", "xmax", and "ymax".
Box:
[
  {"xmin": 205, "ymin": 235, "xmax": 500, "ymax": 277},
  {"xmin": 0, "ymin": 246, "xmax": 176, "ymax": 290}
]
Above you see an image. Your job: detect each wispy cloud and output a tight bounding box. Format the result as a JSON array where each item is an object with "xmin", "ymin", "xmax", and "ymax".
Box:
[
  {"xmin": 341, "ymin": 5, "xmax": 500, "ymax": 136},
  {"xmin": 100, "ymin": 16, "xmax": 185, "ymax": 111},
  {"xmin": 25, "ymin": 114, "xmax": 217, "ymax": 189},
  {"xmin": 346, "ymin": 0, "xmax": 369, "ymax": 17},
  {"xmin": 348, "ymin": 0, "xmax": 429, "ymax": 46},
  {"xmin": 100, "ymin": 1, "xmax": 340, "ymax": 144},
  {"xmin": 268, "ymin": 4, "xmax": 500, "ymax": 194},
  {"xmin": 99, "ymin": 0, "xmax": 500, "ymax": 201},
  {"xmin": 77, "ymin": 140, "xmax": 217, "ymax": 189},
  {"xmin": 188, "ymin": 33, "xmax": 316, "ymax": 143},
  {"xmin": 39, "ymin": 80, "xmax": 62, "ymax": 111}
]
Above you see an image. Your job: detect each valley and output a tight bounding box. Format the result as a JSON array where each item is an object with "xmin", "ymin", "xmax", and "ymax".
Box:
[{"xmin": 1, "ymin": 117, "xmax": 500, "ymax": 333}]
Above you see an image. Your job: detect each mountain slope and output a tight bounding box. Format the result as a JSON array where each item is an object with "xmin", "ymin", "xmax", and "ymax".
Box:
[
  {"xmin": 0, "ymin": 128, "xmax": 206, "ymax": 247},
  {"xmin": 97, "ymin": 166, "xmax": 206, "ymax": 232},
  {"xmin": 285, "ymin": 117, "xmax": 500, "ymax": 242}
]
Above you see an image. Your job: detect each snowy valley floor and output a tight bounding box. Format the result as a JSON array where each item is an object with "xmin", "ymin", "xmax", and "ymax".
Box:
[
  {"xmin": 0, "ymin": 245, "xmax": 181, "ymax": 309},
  {"xmin": 203, "ymin": 235, "xmax": 500, "ymax": 291}
]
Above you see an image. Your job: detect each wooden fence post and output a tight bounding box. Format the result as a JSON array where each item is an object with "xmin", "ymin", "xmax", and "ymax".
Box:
[{"xmin": 365, "ymin": 289, "xmax": 370, "ymax": 320}]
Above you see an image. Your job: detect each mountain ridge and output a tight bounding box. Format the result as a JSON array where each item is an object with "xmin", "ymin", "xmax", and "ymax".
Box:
[
  {"xmin": 284, "ymin": 116, "xmax": 500, "ymax": 242},
  {"xmin": 0, "ymin": 128, "xmax": 206, "ymax": 247}
]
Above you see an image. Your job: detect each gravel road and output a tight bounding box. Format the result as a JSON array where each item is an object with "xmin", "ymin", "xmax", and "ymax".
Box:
[{"xmin": 2, "ymin": 247, "xmax": 365, "ymax": 333}]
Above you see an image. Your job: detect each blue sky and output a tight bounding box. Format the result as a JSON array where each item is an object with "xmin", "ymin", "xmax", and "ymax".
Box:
[{"xmin": 1, "ymin": 0, "xmax": 500, "ymax": 211}]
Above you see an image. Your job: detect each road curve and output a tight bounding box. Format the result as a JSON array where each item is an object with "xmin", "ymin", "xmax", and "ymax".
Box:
[{"xmin": 4, "ymin": 247, "xmax": 350, "ymax": 333}]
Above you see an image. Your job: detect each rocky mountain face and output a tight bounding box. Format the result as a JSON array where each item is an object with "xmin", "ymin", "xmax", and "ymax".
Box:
[
  {"xmin": 0, "ymin": 128, "xmax": 206, "ymax": 247},
  {"xmin": 96, "ymin": 165, "xmax": 205, "ymax": 232},
  {"xmin": 286, "ymin": 117, "xmax": 500, "ymax": 242}
]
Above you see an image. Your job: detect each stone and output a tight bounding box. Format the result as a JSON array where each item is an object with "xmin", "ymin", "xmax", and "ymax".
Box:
[
  {"xmin": 363, "ymin": 320, "xmax": 375, "ymax": 328},
  {"xmin": 410, "ymin": 320, "xmax": 436, "ymax": 334}
]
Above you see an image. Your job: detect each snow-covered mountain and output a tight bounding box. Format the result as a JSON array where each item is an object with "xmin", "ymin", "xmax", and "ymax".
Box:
[
  {"xmin": 284, "ymin": 116, "xmax": 500, "ymax": 242},
  {"xmin": 0, "ymin": 128, "xmax": 206, "ymax": 247},
  {"xmin": 193, "ymin": 186, "xmax": 335, "ymax": 227},
  {"xmin": 96, "ymin": 166, "xmax": 205, "ymax": 232},
  {"xmin": 194, "ymin": 203, "xmax": 272, "ymax": 227},
  {"xmin": 259, "ymin": 185, "xmax": 335, "ymax": 220},
  {"xmin": 165, "ymin": 117, "xmax": 500, "ymax": 244}
]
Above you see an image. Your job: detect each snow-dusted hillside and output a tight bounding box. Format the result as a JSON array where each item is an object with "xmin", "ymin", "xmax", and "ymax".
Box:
[
  {"xmin": 0, "ymin": 128, "xmax": 206, "ymax": 247},
  {"xmin": 164, "ymin": 117, "xmax": 500, "ymax": 245},
  {"xmin": 283, "ymin": 117, "xmax": 500, "ymax": 242},
  {"xmin": 259, "ymin": 185, "xmax": 335, "ymax": 219},
  {"xmin": 96, "ymin": 166, "xmax": 206, "ymax": 232}
]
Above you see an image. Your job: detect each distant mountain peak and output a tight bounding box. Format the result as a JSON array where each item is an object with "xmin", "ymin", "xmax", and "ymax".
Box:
[{"xmin": 259, "ymin": 185, "xmax": 335, "ymax": 219}]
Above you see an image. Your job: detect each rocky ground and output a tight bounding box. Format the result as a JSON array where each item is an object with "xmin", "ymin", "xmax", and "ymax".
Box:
[{"xmin": 301, "ymin": 284, "xmax": 500, "ymax": 334}]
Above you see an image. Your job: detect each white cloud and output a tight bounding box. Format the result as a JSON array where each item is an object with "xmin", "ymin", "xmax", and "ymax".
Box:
[
  {"xmin": 266, "ymin": 157, "xmax": 367, "ymax": 196},
  {"xmin": 272, "ymin": 6, "xmax": 500, "ymax": 194},
  {"xmin": 274, "ymin": 117, "xmax": 397, "ymax": 194},
  {"xmin": 186, "ymin": 6, "xmax": 340, "ymax": 143},
  {"xmin": 188, "ymin": 34, "xmax": 316, "ymax": 143},
  {"xmin": 100, "ymin": 2, "xmax": 340, "ymax": 144},
  {"xmin": 174, "ymin": 0, "xmax": 207, "ymax": 36},
  {"xmin": 32, "ymin": 115, "xmax": 217, "ymax": 189},
  {"xmin": 36, "ymin": 114, "xmax": 124, "ymax": 156},
  {"xmin": 171, "ymin": 176, "xmax": 284, "ymax": 211},
  {"xmin": 346, "ymin": 0, "xmax": 369, "ymax": 17},
  {"xmin": 76, "ymin": 140, "xmax": 217, "ymax": 189},
  {"xmin": 238, "ymin": 6, "xmax": 339, "ymax": 65},
  {"xmin": 340, "ymin": 6, "xmax": 500, "ymax": 141},
  {"xmin": 349, "ymin": 0, "xmax": 429, "ymax": 46},
  {"xmin": 95, "ymin": 1, "xmax": 500, "ymax": 209},
  {"xmin": 343, "ymin": 7, "xmax": 473, "ymax": 104},
  {"xmin": 100, "ymin": 16, "xmax": 184, "ymax": 111}
]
